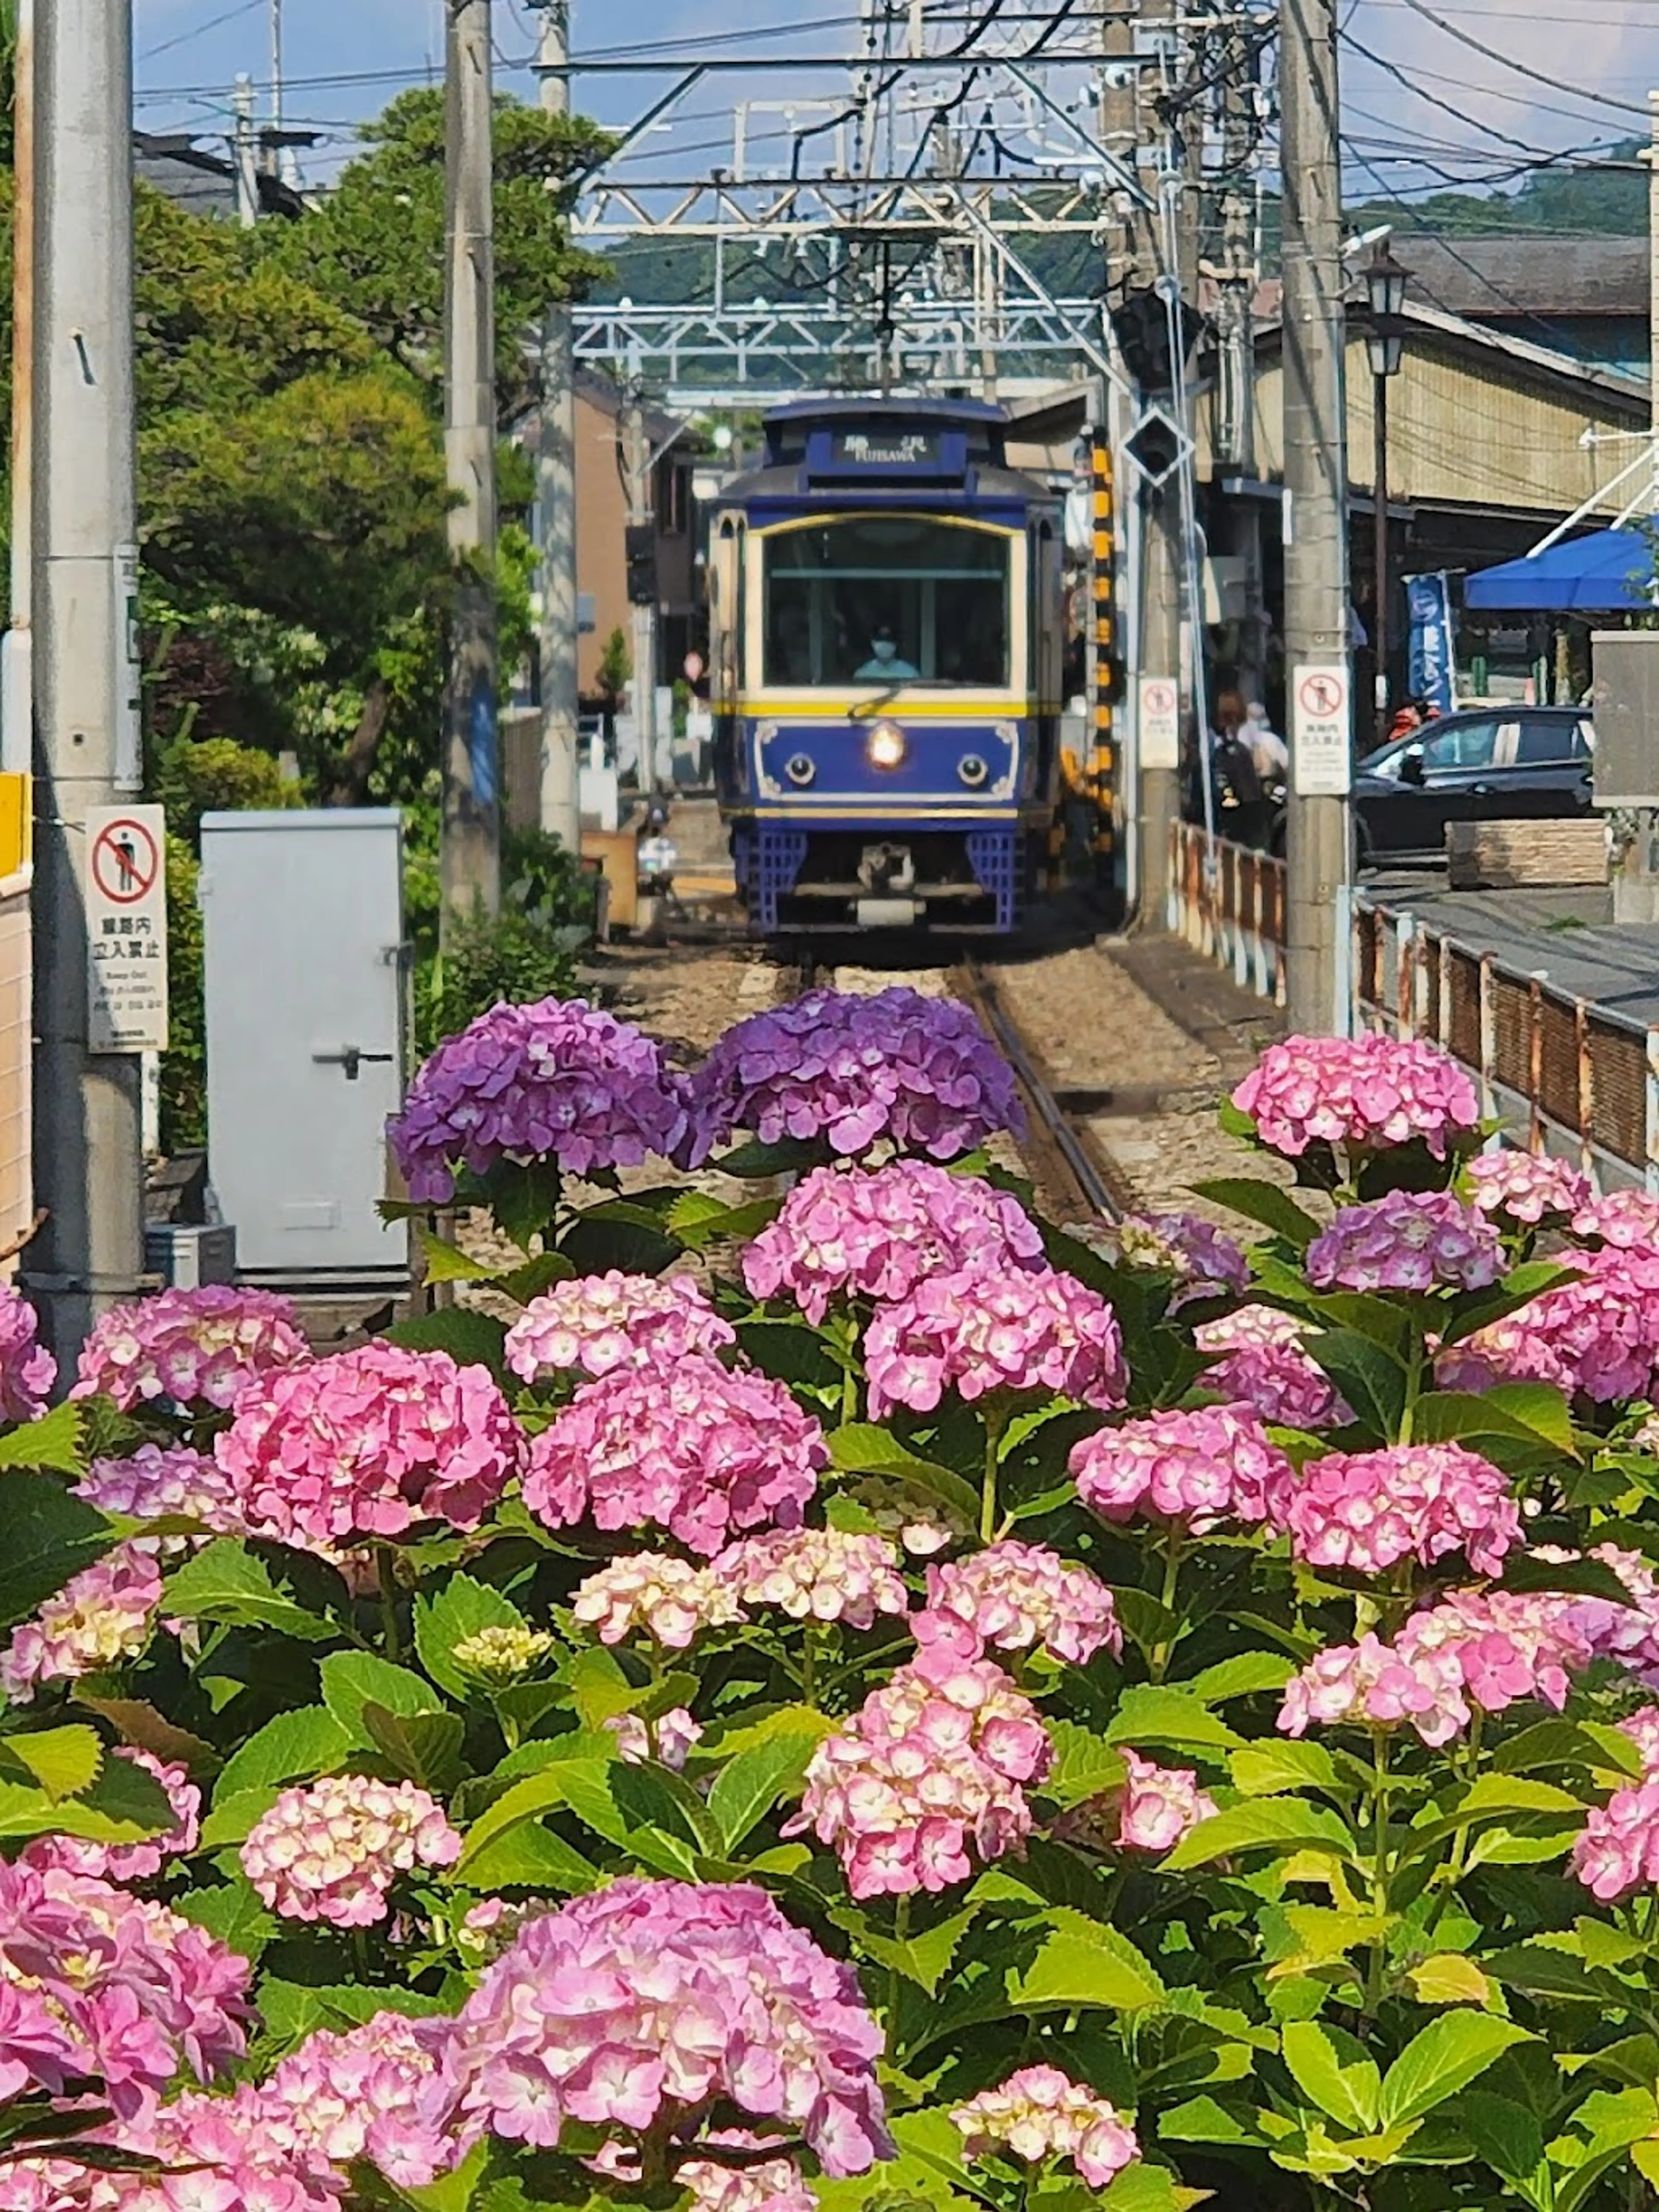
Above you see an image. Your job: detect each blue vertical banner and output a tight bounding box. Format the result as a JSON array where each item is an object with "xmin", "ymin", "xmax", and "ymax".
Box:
[{"xmin": 1406, "ymin": 572, "xmax": 1456, "ymax": 716}]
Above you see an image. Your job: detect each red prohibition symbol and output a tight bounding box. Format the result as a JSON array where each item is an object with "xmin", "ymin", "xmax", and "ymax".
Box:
[
  {"xmin": 1299, "ymin": 672, "xmax": 1345, "ymax": 720},
  {"xmin": 92, "ymin": 817, "xmax": 159, "ymax": 907}
]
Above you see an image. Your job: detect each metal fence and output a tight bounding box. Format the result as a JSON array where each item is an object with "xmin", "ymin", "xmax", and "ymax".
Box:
[
  {"xmin": 1162, "ymin": 823, "xmax": 1659, "ymax": 1190},
  {"xmin": 1167, "ymin": 823, "xmax": 1287, "ymax": 1006}
]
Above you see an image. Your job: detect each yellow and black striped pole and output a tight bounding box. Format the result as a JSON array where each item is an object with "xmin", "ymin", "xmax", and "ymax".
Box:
[{"xmin": 1089, "ymin": 431, "xmax": 1120, "ymax": 892}]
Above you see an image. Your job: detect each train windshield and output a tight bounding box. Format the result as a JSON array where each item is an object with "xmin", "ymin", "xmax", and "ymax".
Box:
[{"xmin": 762, "ymin": 517, "xmax": 1009, "ymax": 687}]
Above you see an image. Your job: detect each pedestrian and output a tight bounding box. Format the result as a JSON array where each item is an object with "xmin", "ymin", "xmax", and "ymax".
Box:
[{"xmin": 1243, "ymin": 701, "xmax": 1288, "ymax": 786}]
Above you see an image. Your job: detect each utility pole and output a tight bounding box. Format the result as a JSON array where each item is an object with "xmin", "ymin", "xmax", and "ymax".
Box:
[
  {"xmin": 232, "ymin": 75, "xmax": 259, "ymax": 229},
  {"xmin": 623, "ymin": 388, "xmax": 659, "ymax": 796},
  {"xmin": 1214, "ymin": 28, "xmax": 1265, "ymax": 701},
  {"xmin": 24, "ymin": 0, "xmax": 146, "ymax": 1360},
  {"xmin": 442, "ymin": 0, "xmax": 501, "ymax": 933},
  {"xmin": 534, "ymin": 0, "xmax": 582, "ymax": 857},
  {"xmin": 1279, "ymin": 0, "xmax": 1351, "ymax": 1032},
  {"xmin": 3, "ymin": 0, "xmax": 33, "ymax": 781}
]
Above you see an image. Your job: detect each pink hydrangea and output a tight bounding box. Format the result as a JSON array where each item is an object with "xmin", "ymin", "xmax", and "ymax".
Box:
[
  {"xmin": 604, "ymin": 1708, "xmax": 704, "ymax": 1771},
  {"xmin": 1111, "ymin": 1747, "xmax": 1220, "ymax": 1854},
  {"xmin": 1557, "ymin": 1544, "xmax": 1659, "ymax": 1683},
  {"xmin": 1280, "ymin": 1443, "xmax": 1520, "ymax": 1579},
  {"xmin": 571, "ymin": 1553, "xmax": 741, "ymax": 1647},
  {"xmin": 387, "ymin": 996, "xmax": 691, "ymax": 1204},
  {"xmin": 239, "ymin": 1776, "xmax": 462, "ymax": 1928},
  {"xmin": 216, "ymin": 1342, "xmax": 521, "ymax": 1546},
  {"xmin": 421, "ymin": 1879, "xmax": 891, "ymax": 2179},
  {"xmin": 1069, "ymin": 1403, "xmax": 1295, "ymax": 1533},
  {"xmin": 679, "ymin": 2152, "xmax": 816, "ymax": 2212},
  {"xmin": 1306, "ymin": 1190, "xmax": 1503, "ymax": 1296},
  {"xmin": 1619, "ymin": 1706, "xmax": 1659, "ymax": 1776},
  {"xmin": 1440, "ymin": 1243, "xmax": 1659, "ymax": 1404},
  {"xmin": 0, "ymin": 1286, "xmax": 54, "ymax": 1423},
  {"xmin": 741, "ymin": 1161, "xmax": 1045, "ymax": 1324},
  {"xmin": 523, "ymin": 1355, "xmax": 825, "ymax": 1556},
  {"xmin": 951, "ymin": 2067, "xmax": 1139, "ymax": 2190},
  {"xmin": 719, "ymin": 1527, "xmax": 910, "ymax": 1630},
  {"xmin": 1395, "ymin": 1588, "xmax": 1599, "ymax": 1717},
  {"xmin": 1469, "ymin": 1151, "xmax": 1592, "ymax": 1227},
  {"xmin": 76, "ymin": 1444, "xmax": 247, "ymax": 1547},
  {"xmin": 72, "ymin": 1287, "xmax": 310, "ymax": 1413},
  {"xmin": 1232, "ymin": 1032, "xmax": 1479, "ymax": 1162},
  {"xmin": 686, "ymin": 987, "xmax": 1024, "ymax": 1167},
  {"xmin": 1573, "ymin": 1779, "xmax": 1659, "ymax": 1902},
  {"xmin": 917, "ymin": 1541, "xmax": 1120, "ymax": 1665},
  {"xmin": 1278, "ymin": 1633, "xmax": 1471, "ymax": 1746},
  {"xmin": 23, "ymin": 1750, "xmax": 200, "ymax": 1884},
  {"xmin": 262, "ymin": 2011, "xmax": 445, "ymax": 2188},
  {"xmin": 0, "ymin": 1543, "xmax": 163, "ymax": 1703},
  {"xmin": 864, "ymin": 1264, "xmax": 1125, "ymax": 1420},
  {"xmin": 1103, "ymin": 1212, "xmax": 1249, "ymax": 1308},
  {"xmin": 1193, "ymin": 1305, "xmax": 1351, "ymax": 1430},
  {"xmin": 1570, "ymin": 1187, "xmax": 1659, "ymax": 1250},
  {"xmin": 504, "ymin": 1271, "xmax": 735, "ymax": 1383},
  {"xmin": 786, "ymin": 1640, "xmax": 1051, "ymax": 1898},
  {"xmin": 0, "ymin": 1860, "xmax": 250, "ymax": 2118},
  {"xmin": 1434, "ymin": 1305, "xmax": 1581, "ymax": 1397}
]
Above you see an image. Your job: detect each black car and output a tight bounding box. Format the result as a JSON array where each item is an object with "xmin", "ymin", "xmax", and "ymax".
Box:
[{"xmin": 1267, "ymin": 706, "xmax": 1595, "ymax": 864}]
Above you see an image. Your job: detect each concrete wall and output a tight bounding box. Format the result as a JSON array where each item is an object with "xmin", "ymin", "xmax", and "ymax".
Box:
[{"xmin": 573, "ymin": 392, "xmax": 699, "ymax": 702}]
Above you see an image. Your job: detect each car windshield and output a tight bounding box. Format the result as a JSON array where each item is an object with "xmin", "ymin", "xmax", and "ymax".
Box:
[{"xmin": 762, "ymin": 517, "xmax": 1010, "ymax": 687}]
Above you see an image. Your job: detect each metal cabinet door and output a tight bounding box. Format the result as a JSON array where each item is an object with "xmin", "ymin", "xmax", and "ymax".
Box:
[{"xmin": 200, "ymin": 809, "xmax": 407, "ymax": 1289}]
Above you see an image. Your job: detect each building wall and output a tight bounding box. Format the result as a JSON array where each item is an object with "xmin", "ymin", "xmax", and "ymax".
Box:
[
  {"xmin": 575, "ymin": 389, "xmax": 630, "ymax": 700},
  {"xmin": 1241, "ymin": 333, "xmax": 1646, "ymax": 518}
]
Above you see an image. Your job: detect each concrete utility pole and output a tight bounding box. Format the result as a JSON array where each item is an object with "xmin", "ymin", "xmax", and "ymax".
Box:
[
  {"xmin": 1215, "ymin": 32, "xmax": 1265, "ymax": 702},
  {"xmin": 1279, "ymin": 0, "xmax": 1352, "ymax": 1032},
  {"xmin": 442, "ymin": 0, "xmax": 502, "ymax": 933},
  {"xmin": 623, "ymin": 388, "xmax": 659, "ymax": 795},
  {"xmin": 24, "ymin": 0, "xmax": 146, "ymax": 1360},
  {"xmin": 232, "ymin": 75, "xmax": 259, "ymax": 229},
  {"xmin": 534, "ymin": 0, "xmax": 582, "ymax": 857},
  {"xmin": 3, "ymin": 0, "xmax": 33, "ymax": 781}
]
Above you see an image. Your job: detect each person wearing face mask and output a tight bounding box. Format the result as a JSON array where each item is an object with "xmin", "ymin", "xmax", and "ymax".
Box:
[{"xmin": 856, "ymin": 625, "xmax": 920, "ymax": 680}]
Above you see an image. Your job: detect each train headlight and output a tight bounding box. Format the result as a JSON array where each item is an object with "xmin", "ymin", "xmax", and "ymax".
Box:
[
  {"xmin": 958, "ymin": 753, "xmax": 989, "ymax": 787},
  {"xmin": 785, "ymin": 752, "xmax": 816, "ymax": 786},
  {"xmin": 866, "ymin": 720, "xmax": 908, "ymax": 770}
]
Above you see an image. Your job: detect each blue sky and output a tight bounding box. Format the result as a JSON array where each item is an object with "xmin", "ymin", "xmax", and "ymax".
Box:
[{"xmin": 130, "ymin": 0, "xmax": 1659, "ymax": 204}]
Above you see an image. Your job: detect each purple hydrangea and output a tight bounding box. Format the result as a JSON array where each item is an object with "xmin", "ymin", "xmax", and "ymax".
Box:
[
  {"xmin": 1306, "ymin": 1190, "xmax": 1503, "ymax": 1296},
  {"xmin": 685, "ymin": 988, "xmax": 1024, "ymax": 1166},
  {"xmin": 0, "ymin": 1285, "xmax": 54, "ymax": 1424},
  {"xmin": 387, "ymin": 997, "xmax": 690, "ymax": 1205}
]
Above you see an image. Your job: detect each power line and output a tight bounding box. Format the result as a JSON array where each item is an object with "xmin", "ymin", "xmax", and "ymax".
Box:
[
  {"xmin": 1386, "ymin": 0, "xmax": 1655, "ymax": 117},
  {"xmin": 139, "ymin": 0, "xmax": 263, "ymax": 62}
]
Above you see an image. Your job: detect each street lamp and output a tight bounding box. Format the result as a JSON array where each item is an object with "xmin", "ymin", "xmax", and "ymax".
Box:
[{"xmin": 1365, "ymin": 239, "xmax": 1412, "ymax": 742}]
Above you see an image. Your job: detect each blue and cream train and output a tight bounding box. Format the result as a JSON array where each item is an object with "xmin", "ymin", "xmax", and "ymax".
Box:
[{"xmin": 709, "ymin": 398, "xmax": 1065, "ymax": 935}]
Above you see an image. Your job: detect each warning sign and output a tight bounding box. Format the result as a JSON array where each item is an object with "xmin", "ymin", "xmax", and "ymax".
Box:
[
  {"xmin": 1292, "ymin": 663, "xmax": 1352, "ymax": 797},
  {"xmin": 87, "ymin": 804, "xmax": 168, "ymax": 1054},
  {"xmin": 1139, "ymin": 675, "xmax": 1181, "ymax": 770}
]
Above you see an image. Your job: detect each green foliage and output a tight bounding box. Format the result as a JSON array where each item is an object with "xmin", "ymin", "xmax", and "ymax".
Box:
[
  {"xmin": 596, "ymin": 624, "xmax": 632, "ymax": 702},
  {"xmin": 410, "ymin": 824, "xmax": 596, "ymax": 1059},
  {"xmin": 155, "ymin": 735, "xmax": 301, "ymax": 848}
]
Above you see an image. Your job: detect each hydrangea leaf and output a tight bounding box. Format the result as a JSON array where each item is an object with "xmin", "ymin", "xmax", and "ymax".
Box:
[
  {"xmin": 163, "ymin": 1539, "xmax": 340, "ymax": 1643},
  {"xmin": 415, "ymin": 1573, "xmax": 528, "ymax": 1700},
  {"xmin": 0, "ymin": 1467, "xmax": 112, "ymax": 1628}
]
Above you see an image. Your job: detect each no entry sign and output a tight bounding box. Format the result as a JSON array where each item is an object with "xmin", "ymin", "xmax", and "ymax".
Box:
[{"xmin": 87, "ymin": 803, "xmax": 169, "ymax": 1054}]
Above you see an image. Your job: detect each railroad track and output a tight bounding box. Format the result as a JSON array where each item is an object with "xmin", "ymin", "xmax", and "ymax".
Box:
[{"xmin": 789, "ymin": 947, "xmax": 1125, "ymax": 1225}]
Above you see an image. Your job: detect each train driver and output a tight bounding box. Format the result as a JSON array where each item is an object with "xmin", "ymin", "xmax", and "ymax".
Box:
[{"xmin": 856, "ymin": 625, "xmax": 920, "ymax": 681}]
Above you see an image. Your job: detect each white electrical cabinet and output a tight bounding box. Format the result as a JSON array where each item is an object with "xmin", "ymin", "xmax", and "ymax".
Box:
[{"xmin": 200, "ymin": 809, "xmax": 409, "ymax": 1292}]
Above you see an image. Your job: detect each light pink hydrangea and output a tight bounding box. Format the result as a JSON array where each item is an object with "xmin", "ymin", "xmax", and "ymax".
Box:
[
  {"xmin": 76, "ymin": 1444, "xmax": 247, "ymax": 1547},
  {"xmin": 786, "ymin": 1640, "xmax": 1051, "ymax": 1899},
  {"xmin": 0, "ymin": 1860, "xmax": 251, "ymax": 2118},
  {"xmin": 1070, "ymin": 1403, "xmax": 1295, "ymax": 1533},
  {"xmin": 864, "ymin": 1264, "xmax": 1125, "ymax": 1420},
  {"xmin": 504, "ymin": 1270, "xmax": 735, "ymax": 1383},
  {"xmin": 421, "ymin": 1879, "xmax": 891, "ymax": 2179},
  {"xmin": 679, "ymin": 2152, "xmax": 816, "ymax": 2212},
  {"xmin": 0, "ymin": 1286, "xmax": 54, "ymax": 1424},
  {"xmin": 1232, "ymin": 1032, "xmax": 1479, "ymax": 1162},
  {"xmin": 917, "ymin": 1541, "xmax": 1120, "ymax": 1665},
  {"xmin": 1278, "ymin": 1633, "xmax": 1471, "ymax": 1746},
  {"xmin": 1619, "ymin": 1706, "xmax": 1659, "ymax": 1775},
  {"xmin": 951, "ymin": 2067, "xmax": 1139, "ymax": 2190},
  {"xmin": 571, "ymin": 1553, "xmax": 741, "ymax": 1647},
  {"xmin": 1438, "ymin": 1245, "xmax": 1659, "ymax": 1404},
  {"xmin": 263, "ymin": 2011, "xmax": 444, "ymax": 2189},
  {"xmin": 1305, "ymin": 1190, "xmax": 1503, "ymax": 1296},
  {"xmin": 604, "ymin": 1708, "xmax": 704, "ymax": 1771},
  {"xmin": 741, "ymin": 1162, "xmax": 1045, "ymax": 1325},
  {"xmin": 1193, "ymin": 1305, "xmax": 1351, "ymax": 1431},
  {"xmin": 854, "ymin": 1480, "xmax": 966, "ymax": 1558},
  {"xmin": 1557, "ymin": 1543, "xmax": 1659, "ymax": 1683},
  {"xmin": 0, "ymin": 1543, "xmax": 163, "ymax": 1703},
  {"xmin": 72, "ymin": 1286, "xmax": 310, "ymax": 1412},
  {"xmin": 1280, "ymin": 1442, "xmax": 1520, "ymax": 1579},
  {"xmin": 720, "ymin": 1527, "xmax": 909, "ymax": 1630},
  {"xmin": 239, "ymin": 1776, "xmax": 462, "ymax": 1928},
  {"xmin": 1570, "ymin": 1187, "xmax": 1659, "ymax": 1250},
  {"xmin": 1103, "ymin": 1212, "xmax": 1249, "ymax": 1308},
  {"xmin": 1469, "ymin": 1150, "xmax": 1592, "ymax": 1227},
  {"xmin": 23, "ymin": 1750, "xmax": 200, "ymax": 1884},
  {"xmin": 1573, "ymin": 1779, "xmax": 1659, "ymax": 1902},
  {"xmin": 216, "ymin": 1342, "xmax": 521, "ymax": 1546},
  {"xmin": 1112, "ymin": 1747, "xmax": 1220, "ymax": 1853},
  {"xmin": 1395, "ymin": 1588, "xmax": 1597, "ymax": 1717},
  {"xmin": 523, "ymin": 1355, "xmax": 826, "ymax": 1556}
]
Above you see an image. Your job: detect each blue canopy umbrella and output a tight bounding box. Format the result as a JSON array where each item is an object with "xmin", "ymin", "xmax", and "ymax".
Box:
[{"xmin": 1463, "ymin": 528, "xmax": 1656, "ymax": 614}]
